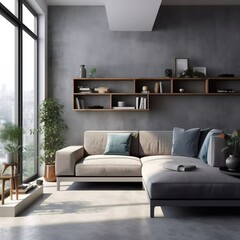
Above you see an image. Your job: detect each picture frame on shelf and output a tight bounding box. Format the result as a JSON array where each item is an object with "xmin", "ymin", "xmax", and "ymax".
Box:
[
  {"xmin": 193, "ymin": 67, "xmax": 207, "ymax": 76},
  {"xmin": 175, "ymin": 58, "xmax": 189, "ymax": 77}
]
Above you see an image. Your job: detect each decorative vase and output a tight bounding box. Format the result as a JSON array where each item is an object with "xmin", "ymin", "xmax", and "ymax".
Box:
[
  {"xmin": 79, "ymin": 65, "xmax": 87, "ymax": 78},
  {"xmin": 44, "ymin": 164, "xmax": 56, "ymax": 182},
  {"xmin": 226, "ymin": 155, "xmax": 240, "ymax": 171},
  {"xmin": 154, "ymin": 83, "xmax": 160, "ymax": 93}
]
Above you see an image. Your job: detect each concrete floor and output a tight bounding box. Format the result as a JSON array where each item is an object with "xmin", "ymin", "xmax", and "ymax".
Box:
[{"xmin": 1, "ymin": 181, "xmax": 240, "ymax": 240}]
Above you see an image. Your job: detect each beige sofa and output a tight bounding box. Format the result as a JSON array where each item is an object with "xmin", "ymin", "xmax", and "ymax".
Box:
[{"xmin": 55, "ymin": 130, "xmax": 240, "ymax": 218}]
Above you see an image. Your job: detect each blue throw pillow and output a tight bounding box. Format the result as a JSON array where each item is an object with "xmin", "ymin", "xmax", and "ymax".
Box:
[
  {"xmin": 172, "ymin": 127, "xmax": 201, "ymax": 157},
  {"xmin": 198, "ymin": 129, "xmax": 223, "ymax": 162},
  {"xmin": 104, "ymin": 133, "xmax": 132, "ymax": 155}
]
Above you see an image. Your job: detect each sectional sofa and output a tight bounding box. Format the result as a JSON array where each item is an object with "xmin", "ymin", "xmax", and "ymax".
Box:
[{"xmin": 55, "ymin": 130, "xmax": 240, "ymax": 217}]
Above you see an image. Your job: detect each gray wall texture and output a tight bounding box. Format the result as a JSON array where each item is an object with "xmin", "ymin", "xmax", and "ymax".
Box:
[{"xmin": 48, "ymin": 6, "xmax": 240, "ymax": 145}]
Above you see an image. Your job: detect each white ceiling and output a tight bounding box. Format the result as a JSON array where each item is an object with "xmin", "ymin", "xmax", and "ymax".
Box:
[
  {"xmin": 45, "ymin": 0, "xmax": 240, "ymax": 5},
  {"xmin": 45, "ymin": 0, "xmax": 240, "ymax": 31}
]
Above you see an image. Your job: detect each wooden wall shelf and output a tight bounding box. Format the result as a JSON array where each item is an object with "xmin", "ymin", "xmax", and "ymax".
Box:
[{"xmin": 73, "ymin": 78, "xmax": 240, "ymax": 111}]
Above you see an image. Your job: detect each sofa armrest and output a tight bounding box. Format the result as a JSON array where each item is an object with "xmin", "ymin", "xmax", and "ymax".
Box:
[
  {"xmin": 207, "ymin": 136, "xmax": 228, "ymax": 167},
  {"xmin": 55, "ymin": 146, "xmax": 84, "ymax": 176}
]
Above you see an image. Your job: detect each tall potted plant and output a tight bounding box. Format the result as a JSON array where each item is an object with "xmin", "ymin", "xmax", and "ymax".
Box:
[
  {"xmin": 0, "ymin": 122, "xmax": 23, "ymax": 164},
  {"xmin": 33, "ymin": 98, "xmax": 68, "ymax": 182}
]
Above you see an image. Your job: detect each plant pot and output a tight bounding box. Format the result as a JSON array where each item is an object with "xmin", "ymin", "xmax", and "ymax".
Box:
[
  {"xmin": 44, "ymin": 164, "xmax": 56, "ymax": 182},
  {"xmin": 226, "ymin": 155, "xmax": 240, "ymax": 171},
  {"xmin": 5, "ymin": 153, "xmax": 18, "ymax": 164}
]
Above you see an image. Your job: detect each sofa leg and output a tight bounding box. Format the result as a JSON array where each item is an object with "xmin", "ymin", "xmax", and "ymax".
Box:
[
  {"xmin": 57, "ymin": 178, "xmax": 60, "ymax": 191},
  {"xmin": 150, "ymin": 203, "xmax": 155, "ymax": 218}
]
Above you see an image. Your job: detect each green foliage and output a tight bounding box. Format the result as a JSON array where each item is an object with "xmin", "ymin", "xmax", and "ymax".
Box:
[
  {"xmin": 0, "ymin": 122, "xmax": 23, "ymax": 153},
  {"xmin": 221, "ymin": 130, "xmax": 240, "ymax": 157},
  {"xmin": 31, "ymin": 98, "xmax": 68, "ymax": 165},
  {"xmin": 180, "ymin": 69, "xmax": 206, "ymax": 78}
]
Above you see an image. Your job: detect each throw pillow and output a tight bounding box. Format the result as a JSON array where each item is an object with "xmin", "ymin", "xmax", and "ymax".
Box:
[
  {"xmin": 198, "ymin": 129, "xmax": 223, "ymax": 162},
  {"xmin": 171, "ymin": 127, "xmax": 201, "ymax": 157},
  {"xmin": 104, "ymin": 133, "xmax": 132, "ymax": 155},
  {"xmin": 198, "ymin": 128, "xmax": 212, "ymax": 152}
]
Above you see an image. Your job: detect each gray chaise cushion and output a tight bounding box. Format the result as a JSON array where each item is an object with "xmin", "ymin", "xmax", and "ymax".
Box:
[
  {"xmin": 75, "ymin": 155, "xmax": 142, "ymax": 177},
  {"xmin": 141, "ymin": 155, "xmax": 240, "ymax": 200}
]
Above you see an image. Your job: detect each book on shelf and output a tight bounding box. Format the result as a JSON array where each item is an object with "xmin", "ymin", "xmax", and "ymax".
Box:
[
  {"xmin": 75, "ymin": 97, "xmax": 85, "ymax": 109},
  {"xmin": 136, "ymin": 97, "xmax": 147, "ymax": 109},
  {"xmin": 113, "ymin": 106, "xmax": 135, "ymax": 109},
  {"xmin": 217, "ymin": 89, "xmax": 236, "ymax": 93},
  {"xmin": 159, "ymin": 82, "xmax": 163, "ymax": 93}
]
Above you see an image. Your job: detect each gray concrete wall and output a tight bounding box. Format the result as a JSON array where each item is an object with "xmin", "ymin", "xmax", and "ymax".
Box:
[{"xmin": 48, "ymin": 6, "xmax": 240, "ymax": 145}]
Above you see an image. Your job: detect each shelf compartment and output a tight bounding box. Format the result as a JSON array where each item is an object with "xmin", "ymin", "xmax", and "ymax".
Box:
[
  {"xmin": 135, "ymin": 78, "xmax": 171, "ymax": 94},
  {"xmin": 73, "ymin": 95, "xmax": 110, "ymax": 110},
  {"xmin": 208, "ymin": 78, "xmax": 240, "ymax": 94},
  {"xmin": 172, "ymin": 78, "xmax": 206, "ymax": 94},
  {"xmin": 73, "ymin": 79, "xmax": 134, "ymax": 94},
  {"xmin": 111, "ymin": 94, "xmax": 149, "ymax": 110}
]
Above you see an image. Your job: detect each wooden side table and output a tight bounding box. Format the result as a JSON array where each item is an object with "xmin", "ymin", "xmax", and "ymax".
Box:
[{"xmin": 0, "ymin": 162, "xmax": 19, "ymax": 205}]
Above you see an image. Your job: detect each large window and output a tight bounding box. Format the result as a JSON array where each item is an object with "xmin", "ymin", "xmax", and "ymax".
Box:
[{"xmin": 0, "ymin": 0, "xmax": 38, "ymax": 182}]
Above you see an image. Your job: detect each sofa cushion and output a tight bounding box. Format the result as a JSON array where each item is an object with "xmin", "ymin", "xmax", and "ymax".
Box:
[
  {"xmin": 84, "ymin": 131, "xmax": 139, "ymax": 156},
  {"xmin": 139, "ymin": 131, "xmax": 173, "ymax": 156},
  {"xmin": 172, "ymin": 127, "xmax": 201, "ymax": 157},
  {"xmin": 141, "ymin": 156, "xmax": 240, "ymax": 200},
  {"xmin": 75, "ymin": 155, "xmax": 142, "ymax": 177},
  {"xmin": 104, "ymin": 133, "xmax": 131, "ymax": 155},
  {"xmin": 198, "ymin": 129, "xmax": 223, "ymax": 162}
]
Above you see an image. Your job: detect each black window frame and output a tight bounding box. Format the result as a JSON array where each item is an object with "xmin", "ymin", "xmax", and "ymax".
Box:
[{"xmin": 0, "ymin": 0, "xmax": 39, "ymax": 183}]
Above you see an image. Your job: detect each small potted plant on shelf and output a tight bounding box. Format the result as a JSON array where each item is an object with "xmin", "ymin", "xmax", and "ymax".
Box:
[
  {"xmin": 220, "ymin": 130, "xmax": 240, "ymax": 171},
  {"xmin": 31, "ymin": 98, "xmax": 68, "ymax": 182},
  {"xmin": 0, "ymin": 122, "xmax": 23, "ymax": 164},
  {"xmin": 89, "ymin": 68, "xmax": 96, "ymax": 78}
]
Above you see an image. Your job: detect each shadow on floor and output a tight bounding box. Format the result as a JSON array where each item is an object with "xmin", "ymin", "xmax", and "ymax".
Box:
[{"xmin": 67, "ymin": 182, "xmax": 143, "ymax": 191}]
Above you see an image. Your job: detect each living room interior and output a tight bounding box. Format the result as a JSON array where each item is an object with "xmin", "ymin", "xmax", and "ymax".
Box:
[{"xmin": 1, "ymin": 0, "xmax": 240, "ymax": 239}]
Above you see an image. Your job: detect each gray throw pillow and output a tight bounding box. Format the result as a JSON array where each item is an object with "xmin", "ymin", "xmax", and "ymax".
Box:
[
  {"xmin": 172, "ymin": 127, "xmax": 201, "ymax": 157},
  {"xmin": 104, "ymin": 133, "xmax": 132, "ymax": 155}
]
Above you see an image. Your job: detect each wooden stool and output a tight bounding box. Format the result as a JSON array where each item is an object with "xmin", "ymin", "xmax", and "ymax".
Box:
[{"xmin": 0, "ymin": 162, "xmax": 19, "ymax": 205}]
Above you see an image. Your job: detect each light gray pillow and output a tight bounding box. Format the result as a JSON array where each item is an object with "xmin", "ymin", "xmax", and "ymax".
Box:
[{"xmin": 172, "ymin": 127, "xmax": 201, "ymax": 157}]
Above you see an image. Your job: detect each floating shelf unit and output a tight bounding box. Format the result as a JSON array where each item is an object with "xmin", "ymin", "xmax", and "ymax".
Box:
[{"xmin": 73, "ymin": 78, "xmax": 240, "ymax": 111}]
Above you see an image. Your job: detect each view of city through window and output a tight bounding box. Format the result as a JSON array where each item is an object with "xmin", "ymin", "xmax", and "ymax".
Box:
[{"xmin": 0, "ymin": 1, "xmax": 38, "ymax": 181}]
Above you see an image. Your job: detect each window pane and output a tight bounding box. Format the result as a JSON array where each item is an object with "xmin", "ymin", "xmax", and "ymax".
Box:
[
  {"xmin": 23, "ymin": 4, "xmax": 36, "ymax": 34},
  {"xmin": 22, "ymin": 30, "xmax": 37, "ymax": 181},
  {"xmin": 0, "ymin": 15, "xmax": 17, "ymax": 172},
  {"xmin": 0, "ymin": 0, "xmax": 18, "ymax": 17}
]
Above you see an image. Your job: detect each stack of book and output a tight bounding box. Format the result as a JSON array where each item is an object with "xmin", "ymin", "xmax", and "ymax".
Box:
[
  {"xmin": 136, "ymin": 97, "xmax": 147, "ymax": 109},
  {"xmin": 78, "ymin": 86, "xmax": 91, "ymax": 93},
  {"xmin": 75, "ymin": 97, "xmax": 85, "ymax": 109}
]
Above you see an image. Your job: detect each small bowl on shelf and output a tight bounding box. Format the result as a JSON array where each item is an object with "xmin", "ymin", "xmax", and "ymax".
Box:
[
  {"xmin": 179, "ymin": 88, "xmax": 185, "ymax": 93},
  {"xmin": 95, "ymin": 87, "xmax": 109, "ymax": 94}
]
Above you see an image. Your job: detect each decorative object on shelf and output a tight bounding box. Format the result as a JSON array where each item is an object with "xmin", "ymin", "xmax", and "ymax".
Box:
[
  {"xmin": 217, "ymin": 74, "xmax": 235, "ymax": 78},
  {"xmin": 154, "ymin": 82, "xmax": 160, "ymax": 93},
  {"xmin": 175, "ymin": 58, "xmax": 189, "ymax": 77},
  {"xmin": 165, "ymin": 69, "xmax": 172, "ymax": 78},
  {"xmin": 0, "ymin": 122, "xmax": 23, "ymax": 164},
  {"xmin": 79, "ymin": 64, "xmax": 87, "ymax": 78},
  {"xmin": 118, "ymin": 101, "xmax": 125, "ymax": 107},
  {"xmin": 89, "ymin": 68, "xmax": 96, "ymax": 78},
  {"xmin": 180, "ymin": 69, "xmax": 206, "ymax": 78},
  {"xmin": 142, "ymin": 86, "xmax": 150, "ymax": 93},
  {"xmin": 193, "ymin": 67, "xmax": 207, "ymax": 77},
  {"xmin": 220, "ymin": 130, "xmax": 240, "ymax": 171},
  {"xmin": 88, "ymin": 105, "xmax": 104, "ymax": 109},
  {"xmin": 95, "ymin": 87, "xmax": 109, "ymax": 93},
  {"xmin": 179, "ymin": 88, "xmax": 185, "ymax": 93},
  {"xmin": 30, "ymin": 98, "xmax": 68, "ymax": 182}
]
